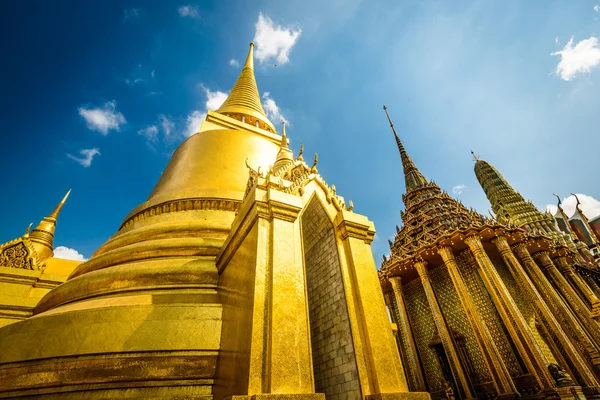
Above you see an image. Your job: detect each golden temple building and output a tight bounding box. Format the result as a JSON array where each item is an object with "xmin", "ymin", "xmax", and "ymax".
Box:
[
  {"xmin": 0, "ymin": 43, "xmax": 429, "ymax": 400},
  {"xmin": 379, "ymin": 106, "xmax": 600, "ymax": 400}
]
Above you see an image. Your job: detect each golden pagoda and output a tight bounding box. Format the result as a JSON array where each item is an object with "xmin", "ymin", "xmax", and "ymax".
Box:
[
  {"xmin": 0, "ymin": 190, "xmax": 82, "ymax": 327},
  {"xmin": 473, "ymin": 155, "xmax": 597, "ymax": 266},
  {"xmin": 379, "ymin": 106, "xmax": 600, "ymax": 400},
  {"xmin": 0, "ymin": 43, "xmax": 427, "ymax": 400}
]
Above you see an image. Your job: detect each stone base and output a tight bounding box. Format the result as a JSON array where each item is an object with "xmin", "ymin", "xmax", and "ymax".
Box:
[
  {"xmin": 555, "ymin": 386, "xmax": 587, "ymax": 400},
  {"xmin": 365, "ymin": 392, "xmax": 432, "ymax": 400},
  {"xmin": 225, "ymin": 394, "xmax": 326, "ymax": 400}
]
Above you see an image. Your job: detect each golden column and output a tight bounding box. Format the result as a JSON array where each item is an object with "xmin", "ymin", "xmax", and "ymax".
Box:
[
  {"xmin": 533, "ymin": 251, "xmax": 600, "ymax": 347},
  {"xmin": 437, "ymin": 246, "xmax": 519, "ymax": 398},
  {"xmin": 389, "ymin": 276, "xmax": 427, "ymax": 392},
  {"xmin": 216, "ymin": 188, "xmax": 316, "ymax": 398},
  {"xmin": 414, "ymin": 260, "xmax": 475, "ymax": 400},
  {"xmin": 463, "ymin": 235, "xmax": 553, "ymax": 389},
  {"xmin": 493, "ymin": 236, "xmax": 600, "ymax": 389},
  {"xmin": 553, "ymin": 255, "xmax": 600, "ymax": 312},
  {"xmin": 512, "ymin": 244, "xmax": 600, "ymax": 370}
]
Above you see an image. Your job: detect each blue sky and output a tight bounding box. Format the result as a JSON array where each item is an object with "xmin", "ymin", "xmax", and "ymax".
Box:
[{"xmin": 1, "ymin": 0, "xmax": 599, "ymax": 263}]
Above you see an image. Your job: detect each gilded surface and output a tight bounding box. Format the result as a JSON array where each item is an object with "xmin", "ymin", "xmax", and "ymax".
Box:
[
  {"xmin": 456, "ymin": 250, "xmax": 522, "ymax": 377},
  {"xmin": 0, "ymin": 242, "xmax": 33, "ymax": 270},
  {"xmin": 429, "ymin": 264, "xmax": 491, "ymax": 385},
  {"xmin": 404, "ymin": 276, "xmax": 444, "ymax": 392}
]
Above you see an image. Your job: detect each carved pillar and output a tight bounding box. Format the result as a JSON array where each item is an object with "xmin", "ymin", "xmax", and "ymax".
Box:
[
  {"xmin": 414, "ymin": 260, "xmax": 475, "ymax": 400},
  {"xmin": 534, "ymin": 251, "xmax": 600, "ymax": 346},
  {"xmin": 389, "ymin": 276, "xmax": 427, "ymax": 392},
  {"xmin": 553, "ymin": 255, "xmax": 600, "ymax": 312},
  {"xmin": 512, "ymin": 244, "xmax": 600, "ymax": 373},
  {"xmin": 438, "ymin": 246, "xmax": 519, "ymax": 398},
  {"xmin": 464, "ymin": 235, "xmax": 551, "ymax": 390},
  {"xmin": 494, "ymin": 237, "xmax": 600, "ymax": 388}
]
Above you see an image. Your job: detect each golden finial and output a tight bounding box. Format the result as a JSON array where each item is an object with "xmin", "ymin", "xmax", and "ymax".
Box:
[
  {"xmin": 29, "ymin": 189, "xmax": 72, "ymax": 262},
  {"xmin": 348, "ymin": 200, "xmax": 354, "ymax": 212},
  {"xmin": 297, "ymin": 144, "xmax": 304, "ymax": 161},
  {"xmin": 49, "ymin": 189, "xmax": 71, "ymax": 220},
  {"xmin": 245, "ymin": 42, "xmax": 255, "ymax": 70},
  {"xmin": 25, "ymin": 223, "xmax": 33, "ymax": 236},
  {"xmin": 382, "ymin": 104, "xmax": 428, "ymax": 191},
  {"xmin": 216, "ymin": 42, "xmax": 275, "ymax": 133},
  {"xmin": 471, "ymin": 150, "xmax": 480, "ymax": 161},
  {"xmin": 311, "ymin": 153, "xmax": 318, "ymax": 173},
  {"xmin": 280, "ymin": 121, "xmax": 287, "ymax": 146}
]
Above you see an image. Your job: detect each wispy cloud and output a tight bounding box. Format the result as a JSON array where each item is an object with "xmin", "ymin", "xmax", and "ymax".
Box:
[
  {"xmin": 594, "ymin": 5, "xmax": 599, "ymax": 12},
  {"xmin": 452, "ymin": 184, "xmax": 467, "ymax": 195},
  {"xmin": 123, "ymin": 8, "xmax": 140, "ymax": 20},
  {"xmin": 138, "ymin": 115, "xmax": 175, "ymax": 143},
  {"xmin": 184, "ymin": 87, "xmax": 228, "ymax": 137},
  {"xmin": 178, "ymin": 5, "xmax": 200, "ymax": 19},
  {"xmin": 160, "ymin": 114, "xmax": 175, "ymax": 136},
  {"xmin": 53, "ymin": 246, "xmax": 88, "ymax": 261},
  {"xmin": 184, "ymin": 111, "xmax": 206, "ymax": 138},
  {"xmin": 229, "ymin": 59, "xmax": 240, "ymax": 68},
  {"xmin": 262, "ymin": 92, "xmax": 288, "ymax": 125},
  {"xmin": 138, "ymin": 125, "xmax": 159, "ymax": 142},
  {"xmin": 254, "ymin": 13, "xmax": 302, "ymax": 65},
  {"xmin": 546, "ymin": 194, "xmax": 600, "ymax": 220},
  {"xmin": 78, "ymin": 101, "xmax": 126, "ymax": 135},
  {"xmin": 67, "ymin": 148, "xmax": 100, "ymax": 168},
  {"xmin": 551, "ymin": 36, "xmax": 600, "ymax": 81}
]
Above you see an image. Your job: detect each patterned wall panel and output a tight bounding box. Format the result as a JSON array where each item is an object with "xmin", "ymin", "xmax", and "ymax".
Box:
[
  {"xmin": 489, "ymin": 254, "xmax": 557, "ymax": 365},
  {"xmin": 429, "ymin": 264, "xmax": 491, "ymax": 384},
  {"xmin": 404, "ymin": 278, "xmax": 443, "ymax": 392},
  {"xmin": 456, "ymin": 251, "xmax": 523, "ymax": 377}
]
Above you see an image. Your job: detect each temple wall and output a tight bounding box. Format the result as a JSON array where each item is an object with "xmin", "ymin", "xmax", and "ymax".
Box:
[
  {"xmin": 404, "ymin": 278, "xmax": 442, "ymax": 392},
  {"xmin": 301, "ymin": 199, "xmax": 361, "ymax": 400}
]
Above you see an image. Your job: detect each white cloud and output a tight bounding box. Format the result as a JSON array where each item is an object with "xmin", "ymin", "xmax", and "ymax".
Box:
[
  {"xmin": 159, "ymin": 114, "xmax": 175, "ymax": 136},
  {"xmin": 178, "ymin": 5, "xmax": 200, "ymax": 19},
  {"xmin": 452, "ymin": 184, "xmax": 467, "ymax": 195},
  {"xmin": 253, "ymin": 13, "xmax": 302, "ymax": 65},
  {"xmin": 205, "ymin": 88, "xmax": 228, "ymax": 111},
  {"xmin": 78, "ymin": 101, "xmax": 126, "ymax": 135},
  {"xmin": 546, "ymin": 194, "xmax": 600, "ymax": 220},
  {"xmin": 183, "ymin": 87, "xmax": 228, "ymax": 138},
  {"xmin": 262, "ymin": 92, "xmax": 288, "ymax": 124},
  {"xmin": 555, "ymin": 37, "xmax": 559, "ymax": 44},
  {"xmin": 184, "ymin": 110, "xmax": 206, "ymax": 138},
  {"xmin": 151, "ymin": 69, "xmax": 155, "ymax": 78},
  {"xmin": 229, "ymin": 59, "xmax": 240, "ymax": 68},
  {"xmin": 594, "ymin": 5, "xmax": 599, "ymax": 12},
  {"xmin": 67, "ymin": 148, "xmax": 100, "ymax": 168},
  {"xmin": 138, "ymin": 125, "xmax": 159, "ymax": 142},
  {"xmin": 551, "ymin": 36, "xmax": 600, "ymax": 81},
  {"xmin": 53, "ymin": 246, "xmax": 88, "ymax": 262}
]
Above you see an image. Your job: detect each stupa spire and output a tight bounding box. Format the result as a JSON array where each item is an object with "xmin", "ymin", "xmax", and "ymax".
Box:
[
  {"xmin": 382, "ymin": 105, "xmax": 428, "ymax": 192},
  {"xmin": 216, "ymin": 42, "xmax": 276, "ymax": 133},
  {"xmin": 29, "ymin": 189, "xmax": 71, "ymax": 260},
  {"xmin": 273, "ymin": 121, "xmax": 294, "ymax": 173}
]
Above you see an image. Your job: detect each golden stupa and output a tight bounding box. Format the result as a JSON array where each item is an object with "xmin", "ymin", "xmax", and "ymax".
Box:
[{"xmin": 0, "ymin": 43, "xmax": 427, "ymax": 400}]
